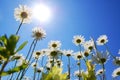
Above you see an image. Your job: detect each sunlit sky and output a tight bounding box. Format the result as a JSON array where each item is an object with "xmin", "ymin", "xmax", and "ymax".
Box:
[{"xmin": 0, "ymin": 0, "xmax": 120, "ymax": 80}]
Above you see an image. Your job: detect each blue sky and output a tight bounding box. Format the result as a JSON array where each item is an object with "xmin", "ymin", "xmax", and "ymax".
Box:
[{"xmin": 0, "ymin": 0, "xmax": 120, "ymax": 80}]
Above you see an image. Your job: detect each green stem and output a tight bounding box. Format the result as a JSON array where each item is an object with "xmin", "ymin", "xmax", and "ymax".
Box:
[
  {"xmin": 41, "ymin": 56, "xmax": 44, "ymax": 67},
  {"xmin": 78, "ymin": 59, "xmax": 81, "ymax": 80},
  {"xmin": 99, "ymin": 75, "xmax": 102, "ymax": 80},
  {"xmin": 16, "ymin": 19, "xmax": 24, "ymax": 35},
  {"xmin": 25, "ymin": 39, "xmax": 35, "ymax": 60},
  {"xmin": 9, "ymin": 60, "xmax": 17, "ymax": 80},
  {"xmin": 104, "ymin": 44, "xmax": 116, "ymax": 59},
  {"xmin": 28, "ymin": 40, "xmax": 37, "ymax": 63},
  {"xmin": 0, "ymin": 59, "xmax": 9, "ymax": 79},
  {"xmin": 16, "ymin": 39, "xmax": 37, "ymax": 80},
  {"xmin": 102, "ymin": 64, "xmax": 106, "ymax": 80},
  {"xmin": 37, "ymin": 72, "xmax": 40, "ymax": 80},
  {"xmin": 67, "ymin": 56, "xmax": 70, "ymax": 79},
  {"xmin": 33, "ymin": 58, "xmax": 38, "ymax": 80},
  {"xmin": 52, "ymin": 57, "xmax": 55, "ymax": 67},
  {"xmin": 78, "ymin": 45, "xmax": 86, "ymax": 62},
  {"xmin": 18, "ymin": 59, "xmax": 35, "ymax": 80}
]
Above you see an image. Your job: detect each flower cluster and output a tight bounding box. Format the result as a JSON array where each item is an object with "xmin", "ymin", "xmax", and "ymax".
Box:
[{"xmin": 0, "ymin": 4, "xmax": 120, "ymax": 80}]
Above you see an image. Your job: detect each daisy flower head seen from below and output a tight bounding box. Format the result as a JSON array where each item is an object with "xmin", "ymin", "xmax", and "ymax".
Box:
[
  {"xmin": 31, "ymin": 62, "xmax": 38, "ymax": 68},
  {"xmin": 83, "ymin": 50, "xmax": 91, "ymax": 57},
  {"xmin": 12, "ymin": 53, "xmax": 24, "ymax": 60},
  {"xmin": 46, "ymin": 49, "xmax": 62, "ymax": 59},
  {"xmin": 83, "ymin": 39, "xmax": 94, "ymax": 51},
  {"xmin": 63, "ymin": 50, "xmax": 74, "ymax": 57},
  {"xmin": 112, "ymin": 67, "xmax": 120, "ymax": 78},
  {"xmin": 48, "ymin": 40, "xmax": 61, "ymax": 50},
  {"xmin": 92, "ymin": 51, "xmax": 109, "ymax": 64},
  {"xmin": 33, "ymin": 50, "xmax": 44, "ymax": 59},
  {"xmin": 73, "ymin": 51, "xmax": 83, "ymax": 60},
  {"xmin": 74, "ymin": 70, "xmax": 82, "ymax": 78},
  {"xmin": 14, "ymin": 5, "xmax": 32, "ymax": 23},
  {"xmin": 96, "ymin": 35, "xmax": 108, "ymax": 45},
  {"xmin": 36, "ymin": 67, "xmax": 44, "ymax": 73},
  {"xmin": 113, "ymin": 57, "xmax": 120, "ymax": 66},
  {"xmin": 96, "ymin": 69, "xmax": 104, "ymax": 76},
  {"xmin": 32, "ymin": 27, "xmax": 46, "ymax": 40},
  {"xmin": 73, "ymin": 35, "xmax": 85, "ymax": 46},
  {"xmin": 55, "ymin": 59, "xmax": 63, "ymax": 67}
]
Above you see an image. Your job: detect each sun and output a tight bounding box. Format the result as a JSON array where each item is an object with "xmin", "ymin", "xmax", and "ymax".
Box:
[{"xmin": 32, "ymin": 4, "xmax": 52, "ymax": 22}]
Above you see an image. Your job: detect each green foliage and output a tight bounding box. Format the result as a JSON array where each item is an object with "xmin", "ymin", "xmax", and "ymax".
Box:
[
  {"xmin": 0, "ymin": 35, "xmax": 19, "ymax": 59},
  {"xmin": 1, "ymin": 63, "xmax": 27, "ymax": 76},
  {"xmin": 82, "ymin": 60, "xmax": 96, "ymax": 80},
  {"xmin": 16, "ymin": 41, "xmax": 28, "ymax": 53},
  {"xmin": 0, "ymin": 35, "xmax": 27, "ymax": 59},
  {"xmin": 41, "ymin": 66, "xmax": 67, "ymax": 80}
]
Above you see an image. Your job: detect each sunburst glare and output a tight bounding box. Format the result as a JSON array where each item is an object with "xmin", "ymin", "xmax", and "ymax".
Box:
[{"xmin": 32, "ymin": 4, "xmax": 52, "ymax": 22}]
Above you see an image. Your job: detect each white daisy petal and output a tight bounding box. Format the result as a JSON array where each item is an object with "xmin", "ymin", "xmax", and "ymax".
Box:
[
  {"xmin": 48, "ymin": 40, "xmax": 61, "ymax": 50},
  {"xmin": 32, "ymin": 27, "xmax": 46, "ymax": 40},
  {"xmin": 14, "ymin": 5, "xmax": 32, "ymax": 23},
  {"xmin": 112, "ymin": 67, "xmax": 120, "ymax": 78},
  {"xmin": 96, "ymin": 35, "xmax": 108, "ymax": 45},
  {"xmin": 73, "ymin": 35, "xmax": 85, "ymax": 46}
]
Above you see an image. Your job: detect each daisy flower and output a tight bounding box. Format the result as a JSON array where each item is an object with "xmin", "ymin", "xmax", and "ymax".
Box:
[
  {"xmin": 96, "ymin": 35, "xmax": 108, "ymax": 45},
  {"xmin": 46, "ymin": 62, "xmax": 51, "ymax": 71},
  {"xmin": 112, "ymin": 67, "xmax": 120, "ymax": 78},
  {"xmin": 23, "ymin": 76, "xmax": 30, "ymax": 80},
  {"xmin": 48, "ymin": 40, "xmax": 61, "ymax": 50},
  {"xmin": 56, "ymin": 59, "xmax": 63, "ymax": 67},
  {"xmin": 73, "ymin": 51, "xmax": 83, "ymax": 60},
  {"xmin": 113, "ymin": 57, "xmax": 120, "ymax": 66},
  {"xmin": 12, "ymin": 53, "xmax": 24, "ymax": 60},
  {"xmin": 96, "ymin": 69, "xmax": 104, "ymax": 76},
  {"xmin": 31, "ymin": 62, "xmax": 38, "ymax": 68},
  {"xmin": 14, "ymin": 5, "xmax": 32, "ymax": 23},
  {"xmin": 92, "ymin": 51, "xmax": 109, "ymax": 64},
  {"xmin": 83, "ymin": 40, "xmax": 94, "ymax": 51},
  {"xmin": 83, "ymin": 50, "xmax": 91, "ymax": 57},
  {"xmin": 33, "ymin": 50, "xmax": 44, "ymax": 59},
  {"xmin": 32, "ymin": 27, "xmax": 46, "ymax": 40},
  {"xmin": 47, "ymin": 58, "xmax": 56, "ymax": 64},
  {"xmin": 36, "ymin": 67, "xmax": 44, "ymax": 73},
  {"xmin": 16, "ymin": 57, "xmax": 27, "ymax": 66},
  {"xmin": 73, "ymin": 35, "xmax": 85, "ymax": 46},
  {"xmin": 47, "ymin": 49, "xmax": 63, "ymax": 59},
  {"xmin": 74, "ymin": 70, "xmax": 82, "ymax": 77},
  {"xmin": 63, "ymin": 50, "xmax": 74, "ymax": 57}
]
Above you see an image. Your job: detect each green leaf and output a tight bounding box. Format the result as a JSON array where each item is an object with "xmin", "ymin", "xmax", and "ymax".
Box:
[
  {"xmin": 41, "ymin": 66, "xmax": 67, "ymax": 80},
  {"xmin": 0, "ymin": 47, "xmax": 8, "ymax": 59},
  {"xmin": 16, "ymin": 41, "xmax": 28, "ymax": 53},
  {"xmin": 82, "ymin": 60, "xmax": 96, "ymax": 80},
  {"xmin": 0, "ymin": 35, "xmax": 7, "ymax": 46},
  {"xmin": 6, "ymin": 35, "xmax": 19, "ymax": 54},
  {"xmin": 1, "ymin": 63, "xmax": 27, "ymax": 76}
]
